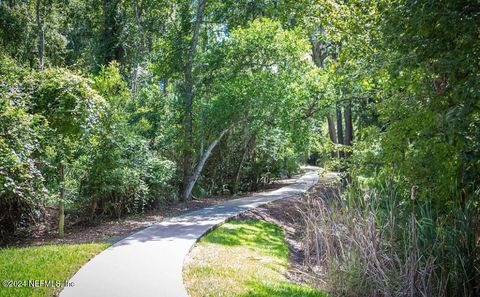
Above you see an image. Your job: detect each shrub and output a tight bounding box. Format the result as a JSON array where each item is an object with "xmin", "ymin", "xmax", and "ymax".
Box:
[
  {"xmin": 78, "ymin": 133, "xmax": 177, "ymax": 218},
  {"xmin": 76, "ymin": 63, "xmax": 177, "ymax": 219},
  {"xmin": 0, "ymin": 101, "xmax": 45, "ymax": 237},
  {"xmin": 0, "ymin": 57, "xmax": 45, "ymax": 238}
]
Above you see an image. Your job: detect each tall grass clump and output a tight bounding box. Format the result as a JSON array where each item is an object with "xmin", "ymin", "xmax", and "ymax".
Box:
[{"xmin": 299, "ymin": 179, "xmax": 479, "ymax": 297}]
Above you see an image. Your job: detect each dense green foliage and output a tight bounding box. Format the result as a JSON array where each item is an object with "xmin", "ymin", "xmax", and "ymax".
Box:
[
  {"xmin": 0, "ymin": 0, "xmax": 478, "ymax": 295},
  {"xmin": 298, "ymin": 1, "xmax": 480, "ymax": 296},
  {"xmin": 0, "ymin": 56, "xmax": 44, "ymax": 234},
  {"xmin": 0, "ymin": 1, "xmax": 320, "ymax": 237}
]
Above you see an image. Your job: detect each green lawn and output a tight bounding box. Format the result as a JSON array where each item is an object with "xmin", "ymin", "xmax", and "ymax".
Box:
[
  {"xmin": 0, "ymin": 243, "xmax": 110, "ymax": 297},
  {"xmin": 183, "ymin": 220, "xmax": 327, "ymax": 297}
]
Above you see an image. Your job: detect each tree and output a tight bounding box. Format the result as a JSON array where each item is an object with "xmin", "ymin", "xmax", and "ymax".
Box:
[
  {"xmin": 181, "ymin": 18, "xmax": 314, "ymax": 198},
  {"xmin": 181, "ymin": 0, "xmax": 206, "ymax": 201},
  {"xmin": 29, "ymin": 68, "xmax": 103, "ymax": 237}
]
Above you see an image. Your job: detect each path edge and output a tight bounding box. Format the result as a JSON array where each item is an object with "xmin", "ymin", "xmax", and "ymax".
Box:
[{"xmin": 180, "ymin": 168, "xmax": 320, "ymax": 296}]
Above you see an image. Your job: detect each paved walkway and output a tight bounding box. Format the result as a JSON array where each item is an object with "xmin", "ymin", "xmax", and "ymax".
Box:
[{"xmin": 60, "ymin": 168, "xmax": 319, "ymax": 297}]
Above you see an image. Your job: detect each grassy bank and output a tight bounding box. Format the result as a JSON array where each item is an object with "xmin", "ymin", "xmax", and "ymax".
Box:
[
  {"xmin": 183, "ymin": 219, "xmax": 326, "ymax": 297},
  {"xmin": 0, "ymin": 243, "xmax": 110, "ymax": 297}
]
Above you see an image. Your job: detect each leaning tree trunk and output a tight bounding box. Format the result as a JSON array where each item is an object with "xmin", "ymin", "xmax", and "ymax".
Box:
[
  {"xmin": 181, "ymin": 0, "xmax": 206, "ymax": 201},
  {"xmin": 182, "ymin": 128, "xmax": 228, "ymax": 201}
]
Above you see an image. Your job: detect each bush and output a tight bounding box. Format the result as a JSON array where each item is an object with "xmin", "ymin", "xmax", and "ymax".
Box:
[
  {"xmin": 0, "ymin": 101, "xmax": 45, "ymax": 236},
  {"xmin": 0, "ymin": 60, "xmax": 178, "ymax": 237},
  {"xmin": 78, "ymin": 134, "xmax": 177, "ymax": 218},
  {"xmin": 75, "ymin": 63, "xmax": 177, "ymax": 219},
  {"xmin": 0, "ymin": 57, "xmax": 45, "ymax": 238},
  {"xmin": 145, "ymin": 157, "xmax": 177, "ymax": 206}
]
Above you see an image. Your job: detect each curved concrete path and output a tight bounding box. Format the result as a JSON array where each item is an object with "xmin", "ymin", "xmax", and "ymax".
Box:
[{"xmin": 60, "ymin": 168, "xmax": 319, "ymax": 297}]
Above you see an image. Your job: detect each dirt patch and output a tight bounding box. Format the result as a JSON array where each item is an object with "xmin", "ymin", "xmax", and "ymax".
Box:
[
  {"xmin": 237, "ymin": 172, "xmax": 339, "ymax": 287},
  {"xmin": 1, "ymin": 198, "xmax": 225, "ymax": 248},
  {"xmin": 1, "ymin": 177, "xmax": 298, "ymax": 248}
]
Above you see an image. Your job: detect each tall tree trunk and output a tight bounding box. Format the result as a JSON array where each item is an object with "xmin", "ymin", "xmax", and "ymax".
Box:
[
  {"xmin": 327, "ymin": 113, "xmax": 338, "ymax": 158},
  {"xmin": 102, "ymin": 0, "xmax": 122, "ymax": 65},
  {"xmin": 311, "ymin": 33, "xmax": 338, "ymax": 158},
  {"xmin": 102, "ymin": 0, "xmax": 114, "ymax": 64},
  {"xmin": 344, "ymin": 99, "xmax": 353, "ymax": 147},
  {"xmin": 311, "ymin": 35, "xmax": 328, "ymax": 69},
  {"xmin": 133, "ymin": 0, "xmax": 142, "ymax": 35},
  {"xmin": 132, "ymin": 0, "xmax": 143, "ymax": 93},
  {"xmin": 336, "ymin": 104, "xmax": 345, "ymax": 158},
  {"xmin": 35, "ymin": 0, "xmax": 44, "ymax": 70},
  {"xmin": 344, "ymin": 100, "xmax": 354, "ymax": 183},
  {"xmin": 181, "ymin": 0, "xmax": 205, "ymax": 201},
  {"xmin": 183, "ymin": 128, "xmax": 228, "ymax": 201},
  {"xmin": 58, "ymin": 162, "xmax": 65, "ymax": 238}
]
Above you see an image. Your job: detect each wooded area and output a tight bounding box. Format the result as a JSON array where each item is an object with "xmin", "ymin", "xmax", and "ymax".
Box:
[{"xmin": 0, "ymin": 0, "xmax": 479, "ymax": 296}]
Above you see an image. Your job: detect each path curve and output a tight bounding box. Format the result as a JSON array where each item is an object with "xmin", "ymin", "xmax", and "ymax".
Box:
[{"xmin": 60, "ymin": 168, "xmax": 319, "ymax": 297}]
